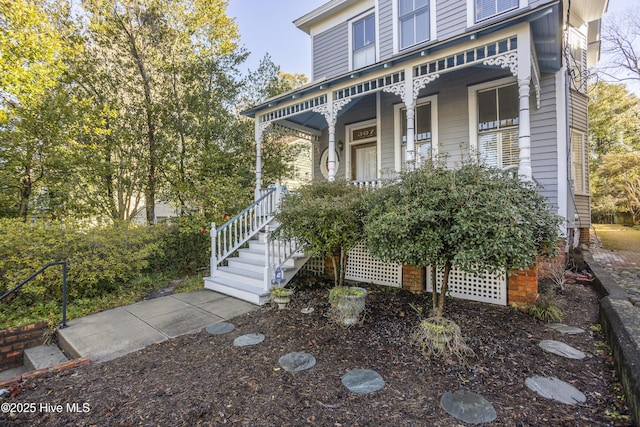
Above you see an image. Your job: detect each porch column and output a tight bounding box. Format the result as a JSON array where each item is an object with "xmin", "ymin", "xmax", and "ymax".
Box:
[
  {"xmin": 405, "ymin": 101, "xmax": 416, "ymax": 168},
  {"xmin": 255, "ymin": 119, "xmax": 270, "ymax": 200},
  {"xmin": 517, "ymin": 79, "xmax": 533, "ymax": 180},
  {"xmin": 328, "ymin": 122, "xmax": 336, "ymax": 181},
  {"xmin": 312, "ymin": 92, "xmax": 352, "ymax": 182}
]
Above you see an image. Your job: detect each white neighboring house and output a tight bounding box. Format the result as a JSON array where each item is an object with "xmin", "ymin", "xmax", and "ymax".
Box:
[{"xmin": 132, "ymin": 201, "xmax": 181, "ymax": 225}]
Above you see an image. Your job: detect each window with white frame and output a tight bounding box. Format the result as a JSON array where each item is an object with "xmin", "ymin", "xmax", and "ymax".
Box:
[
  {"xmin": 569, "ymin": 28, "xmax": 587, "ymax": 93},
  {"xmin": 400, "ymin": 102, "xmax": 432, "ymax": 167},
  {"xmin": 476, "ymin": 83, "xmax": 520, "ymax": 168},
  {"xmin": 399, "ymin": 0, "xmax": 430, "ymax": 50},
  {"xmin": 571, "ymin": 130, "xmax": 586, "ymax": 193},
  {"xmin": 352, "ymin": 14, "xmax": 376, "ymax": 69},
  {"xmin": 475, "ymin": 0, "xmax": 518, "ymax": 22}
]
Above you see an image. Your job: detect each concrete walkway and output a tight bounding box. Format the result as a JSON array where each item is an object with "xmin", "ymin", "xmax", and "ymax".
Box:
[{"xmin": 57, "ymin": 290, "xmax": 257, "ymax": 363}]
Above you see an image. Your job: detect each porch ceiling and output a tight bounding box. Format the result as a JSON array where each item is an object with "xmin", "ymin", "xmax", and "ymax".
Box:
[{"xmin": 277, "ymin": 96, "xmax": 362, "ymax": 133}]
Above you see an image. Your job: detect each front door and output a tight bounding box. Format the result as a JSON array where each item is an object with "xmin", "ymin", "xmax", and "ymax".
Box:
[{"xmin": 351, "ymin": 142, "xmax": 377, "ymax": 181}]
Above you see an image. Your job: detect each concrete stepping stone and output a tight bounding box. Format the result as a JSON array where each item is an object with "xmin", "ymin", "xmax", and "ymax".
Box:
[
  {"xmin": 206, "ymin": 322, "xmax": 235, "ymax": 335},
  {"xmin": 341, "ymin": 369, "xmax": 385, "ymax": 394},
  {"xmin": 440, "ymin": 390, "xmax": 497, "ymax": 425},
  {"xmin": 233, "ymin": 333, "xmax": 265, "ymax": 347},
  {"xmin": 525, "ymin": 376, "xmax": 586, "ymax": 405},
  {"xmin": 278, "ymin": 352, "xmax": 316, "ymax": 372},
  {"xmin": 539, "ymin": 340, "xmax": 586, "ymax": 360},
  {"xmin": 546, "ymin": 323, "xmax": 586, "ymax": 335}
]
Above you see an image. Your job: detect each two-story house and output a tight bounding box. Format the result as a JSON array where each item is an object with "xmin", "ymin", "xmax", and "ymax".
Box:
[{"xmin": 205, "ymin": 0, "xmax": 608, "ymax": 306}]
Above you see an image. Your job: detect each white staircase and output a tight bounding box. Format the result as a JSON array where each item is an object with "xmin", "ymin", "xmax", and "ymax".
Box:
[
  {"xmin": 204, "ymin": 230, "xmax": 309, "ymax": 305},
  {"xmin": 204, "ymin": 184, "xmax": 309, "ymax": 305}
]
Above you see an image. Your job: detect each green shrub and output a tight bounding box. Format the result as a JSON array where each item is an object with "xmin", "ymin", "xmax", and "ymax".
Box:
[
  {"xmin": 527, "ymin": 290, "xmax": 563, "ymax": 323},
  {"xmin": 153, "ymin": 214, "xmax": 211, "ymax": 274}
]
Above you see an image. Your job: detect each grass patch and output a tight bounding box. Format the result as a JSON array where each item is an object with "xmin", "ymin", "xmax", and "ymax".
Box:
[{"xmin": 593, "ymin": 224, "xmax": 640, "ymax": 252}]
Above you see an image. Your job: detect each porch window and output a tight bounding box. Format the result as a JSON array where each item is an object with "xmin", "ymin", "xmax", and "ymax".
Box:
[
  {"xmin": 571, "ymin": 130, "xmax": 586, "ymax": 193},
  {"xmin": 399, "ymin": 0, "xmax": 430, "ymax": 50},
  {"xmin": 475, "ymin": 0, "xmax": 518, "ymax": 22},
  {"xmin": 401, "ymin": 102, "xmax": 432, "ymax": 167},
  {"xmin": 477, "ymin": 83, "xmax": 519, "ymax": 168},
  {"xmin": 352, "ymin": 14, "xmax": 376, "ymax": 69}
]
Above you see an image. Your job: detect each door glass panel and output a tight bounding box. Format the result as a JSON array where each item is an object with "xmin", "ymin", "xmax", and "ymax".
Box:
[{"xmin": 354, "ymin": 144, "xmax": 377, "ymax": 181}]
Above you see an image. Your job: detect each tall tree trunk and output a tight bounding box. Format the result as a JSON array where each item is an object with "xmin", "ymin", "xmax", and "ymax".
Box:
[{"xmin": 19, "ymin": 167, "xmax": 32, "ymax": 222}]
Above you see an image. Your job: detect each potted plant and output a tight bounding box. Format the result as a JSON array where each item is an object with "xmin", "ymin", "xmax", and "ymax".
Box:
[
  {"xmin": 328, "ymin": 286, "xmax": 367, "ymax": 325},
  {"xmin": 271, "ymin": 287, "xmax": 294, "ymax": 309}
]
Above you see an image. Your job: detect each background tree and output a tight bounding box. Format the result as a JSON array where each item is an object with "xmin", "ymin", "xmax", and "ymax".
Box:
[
  {"xmin": 364, "ymin": 163, "xmax": 561, "ymax": 317},
  {"xmin": 602, "ymin": 6, "xmax": 640, "ymax": 83},
  {"xmin": 592, "ymin": 152, "xmax": 640, "ymax": 224},
  {"xmin": 0, "ymin": 0, "xmax": 80, "ymax": 220},
  {"xmin": 588, "ymin": 81, "xmax": 640, "ymax": 156}
]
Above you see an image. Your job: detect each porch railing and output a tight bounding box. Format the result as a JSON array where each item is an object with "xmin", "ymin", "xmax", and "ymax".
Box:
[
  {"xmin": 210, "ymin": 184, "xmax": 284, "ymax": 276},
  {"xmin": 351, "ymin": 177, "xmax": 396, "ymax": 189},
  {"xmin": 264, "ymin": 224, "xmax": 305, "ymax": 288}
]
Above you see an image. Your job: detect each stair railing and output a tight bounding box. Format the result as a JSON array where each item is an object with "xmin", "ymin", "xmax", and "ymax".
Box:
[
  {"xmin": 0, "ymin": 261, "xmax": 68, "ymax": 328},
  {"xmin": 210, "ymin": 184, "xmax": 284, "ymax": 277},
  {"xmin": 263, "ymin": 224, "xmax": 306, "ymax": 289}
]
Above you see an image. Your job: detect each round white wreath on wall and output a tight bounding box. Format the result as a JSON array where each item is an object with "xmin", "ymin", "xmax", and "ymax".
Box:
[{"xmin": 319, "ymin": 148, "xmax": 340, "ymax": 180}]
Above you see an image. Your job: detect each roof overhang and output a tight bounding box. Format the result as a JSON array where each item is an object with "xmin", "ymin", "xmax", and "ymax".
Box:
[
  {"xmin": 294, "ymin": 0, "xmax": 361, "ymax": 35},
  {"xmin": 243, "ymin": 2, "xmax": 561, "ymax": 120}
]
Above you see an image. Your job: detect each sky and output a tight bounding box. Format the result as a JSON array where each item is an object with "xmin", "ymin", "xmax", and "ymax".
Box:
[{"xmin": 228, "ymin": 0, "xmax": 639, "ymax": 90}]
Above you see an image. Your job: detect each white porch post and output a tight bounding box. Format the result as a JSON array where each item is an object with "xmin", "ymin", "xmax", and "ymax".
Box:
[
  {"xmin": 312, "ymin": 92, "xmax": 351, "ymax": 182},
  {"xmin": 255, "ymin": 119, "xmax": 270, "ymax": 200},
  {"xmin": 517, "ymin": 79, "xmax": 533, "ymax": 180},
  {"xmin": 405, "ymin": 67, "xmax": 416, "ymax": 168},
  {"xmin": 517, "ymin": 27, "xmax": 533, "ymax": 180}
]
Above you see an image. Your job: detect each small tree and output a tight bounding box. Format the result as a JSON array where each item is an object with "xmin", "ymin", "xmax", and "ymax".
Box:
[
  {"xmin": 272, "ymin": 180, "xmax": 367, "ymax": 287},
  {"xmin": 365, "ymin": 162, "xmax": 561, "ymax": 317}
]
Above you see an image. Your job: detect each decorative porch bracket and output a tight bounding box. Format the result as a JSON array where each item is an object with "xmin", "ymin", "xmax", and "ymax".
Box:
[
  {"xmin": 383, "ymin": 69, "xmax": 440, "ymax": 169},
  {"xmin": 311, "ymin": 94, "xmax": 352, "ymax": 181}
]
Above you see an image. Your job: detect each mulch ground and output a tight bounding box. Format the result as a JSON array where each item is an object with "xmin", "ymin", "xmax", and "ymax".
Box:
[{"xmin": 1, "ymin": 278, "xmax": 633, "ymax": 426}]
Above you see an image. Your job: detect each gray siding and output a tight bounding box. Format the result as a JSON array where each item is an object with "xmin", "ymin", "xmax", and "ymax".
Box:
[
  {"xmin": 437, "ymin": 0, "xmax": 468, "ymax": 41},
  {"xmin": 378, "ymin": 0, "xmax": 394, "ymax": 61},
  {"xmin": 313, "ymin": 23, "xmax": 349, "ymax": 80},
  {"xmin": 379, "ymin": 91, "xmax": 396, "ymax": 173},
  {"xmin": 530, "ymin": 74, "xmax": 559, "ymax": 208}
]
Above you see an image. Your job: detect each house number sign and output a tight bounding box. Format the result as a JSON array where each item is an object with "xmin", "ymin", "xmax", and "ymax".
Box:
[{"xmin": 352, "ymin": 126, "xmax": 376, "ymax": 141}]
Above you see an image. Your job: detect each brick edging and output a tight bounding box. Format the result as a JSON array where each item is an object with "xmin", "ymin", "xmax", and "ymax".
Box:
[
  {"xmin": 0, "ymin": 357, "xmax": 90, "ymax": 389},
  {"xmin": 583, "ymin": 249, "xmax": 640, "ymax": 426}
]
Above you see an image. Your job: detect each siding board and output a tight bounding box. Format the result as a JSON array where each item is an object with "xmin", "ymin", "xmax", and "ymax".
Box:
[{"xmin": 313, "ymin": 23, "xmax": 349, "ymax": 79}]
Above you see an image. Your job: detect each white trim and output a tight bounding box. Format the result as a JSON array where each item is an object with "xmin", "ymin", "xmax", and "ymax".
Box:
[
  {"xmin": 393, "ymin": 0, "xmax": 437, "ymax": 55},
  {"xmin": 310, "ymin": 35, "xmax": 316, "ymax": 81},
  {"xmin": 375, "ymin": 0, "xmax": 381, "ymax": 65},
  {"xmin": 348, "ymin": 9, "xmax": 377, "ymax": 72},
  {"xmin": 556, "ymin": 67, "xmax": 568, "ymax": 233},
  {"xmin": 346, "ymin": 119, "xmax": 378, "ymax": 180},
  {"xmin": 376, "ymin": 92, "xmax": 382, "ymax": 174},
  {"xmin": 394, "ymin": 95, "xmax": 438, "ymax": 172},
  {"xmin": 304, "ymin": 0, "xmax": 375, "ymax": 37},
  {"xmin": 468, "ymin": 76, "xmax": 518, "ymax": 162}
]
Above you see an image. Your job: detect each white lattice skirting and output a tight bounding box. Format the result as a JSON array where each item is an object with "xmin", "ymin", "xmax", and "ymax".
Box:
[
  {"xmin": 345, "ymin": 242, "xmax": 402, "ymax": 287},
  {"xmin": 426, "ymin": 266, "xmax": 507, "ymax": 305}
]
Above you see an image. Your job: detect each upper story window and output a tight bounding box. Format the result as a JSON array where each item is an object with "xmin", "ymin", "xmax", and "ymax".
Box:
[
  {"xmin": 475, "ymin": 0, "xmax": 518, "ymax": 22},
  {"xmin": 399, "ymin": 0, "xmax": 430, "ymax": 50},
  {"xmin": 569, "ymin": 28, "xmax": 587, "ymax": 93},
  {"xmin": 352, "ymin": 14, "xmax": 376, "ymax": 69}
]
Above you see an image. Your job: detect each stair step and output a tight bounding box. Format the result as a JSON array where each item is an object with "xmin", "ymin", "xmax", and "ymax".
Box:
[
  {"xmin": 204, "ymin": 276, "xmax": 269, "ymax": 305},
  {"xmin": 228, "ymin": 257, "xmax": 265, "ymax": 274},
  {"xmin": 24, "ymin": 345, "xmax": 68, "ymax": 371},
  {"xmin": 238, "ymin": 247, "xmax": 266, "ymax": 261},
  {"xmin": 216, "ymin": 266, "xmax": 264, "ymax": 287}
]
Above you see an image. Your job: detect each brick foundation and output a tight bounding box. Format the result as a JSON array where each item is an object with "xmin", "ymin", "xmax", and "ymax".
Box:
[
  {"xmin": 402, "ymin": 265, "xmax": 425, "ymax": 293},
  {"xmin": 0, "ymin": 321, "xmax": 49, "ymax": 370},
  {"xmin": 508, "ymin": 265, "xmax": 538, "ymax": 306},
  {"xmin": 579, "ymin": 227, "xmax": 590, "ymax": 247},
  {"xmin": 538, "ymin": 245, "xmax": 567, "ymax": 280}
]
